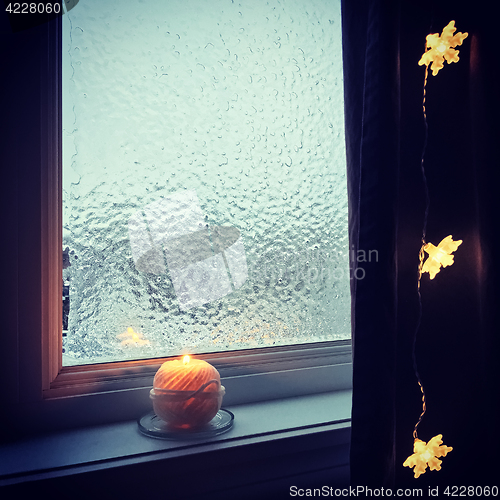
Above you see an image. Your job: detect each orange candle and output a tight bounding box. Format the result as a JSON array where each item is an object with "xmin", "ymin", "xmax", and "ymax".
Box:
[{"xmin": 151, "ymin": 355, "xmax": 225, "ymax": 428}]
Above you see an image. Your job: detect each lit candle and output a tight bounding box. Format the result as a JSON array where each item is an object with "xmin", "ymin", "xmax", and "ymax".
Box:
[{"xmin": 150, "ymin": 355, "xmax": 225, "ymax": 428}]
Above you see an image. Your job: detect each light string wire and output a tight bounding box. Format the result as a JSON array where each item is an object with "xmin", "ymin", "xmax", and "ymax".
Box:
[{"xmin": 412, "ymin": 64, "xmax": 430, "ymax": 441}]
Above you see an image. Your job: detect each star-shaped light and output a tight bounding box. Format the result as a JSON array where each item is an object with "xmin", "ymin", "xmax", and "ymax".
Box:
[
  {"xmin": 117, "ymin": 327, "xmax": 150, "ymax": 346},
  {"xmin": 418, "ymin": 21, "xmax": 468, "ymax": 76},
  {"xmin": 421, "ymin": 235, "xmax": 462, "ymax": 280},
  {"xmin": 404, "ymin": 434, "xmax": 453, "ymax": 478}
]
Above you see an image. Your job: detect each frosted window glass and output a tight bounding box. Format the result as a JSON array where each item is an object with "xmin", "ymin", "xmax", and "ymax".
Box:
[{"xmin": 62, "ymin": 0, "xmax": 350, "ymax": 365}]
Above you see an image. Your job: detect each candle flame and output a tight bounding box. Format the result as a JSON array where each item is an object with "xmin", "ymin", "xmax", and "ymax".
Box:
[{"xmin": 183, "ymin": 355, "xmax": 190, "ymax": 365}]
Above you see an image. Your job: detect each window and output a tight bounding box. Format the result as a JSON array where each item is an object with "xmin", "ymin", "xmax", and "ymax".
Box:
[
  {"xmin": 62, "ymin": 0, "xmax": 350, "ymax": 367},
  {"xmin": 4, "ymin": 0, "xmax": 352, "ymax": 433}
]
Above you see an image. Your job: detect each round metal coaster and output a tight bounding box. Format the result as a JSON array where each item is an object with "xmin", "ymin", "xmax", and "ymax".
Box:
[{"xmin": 138, "ymin": 409, "xmax": 234, "ymax": 440}]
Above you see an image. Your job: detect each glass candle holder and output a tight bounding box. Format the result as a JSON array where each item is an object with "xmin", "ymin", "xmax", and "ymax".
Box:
[{"xmin": 150, "ymin": 380, "xmax": 225, "ymax": 428}]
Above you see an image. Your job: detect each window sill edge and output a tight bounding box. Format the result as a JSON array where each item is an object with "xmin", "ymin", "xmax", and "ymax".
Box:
[{"xmin": 0, "ymin": 390, "xmax": 352, "ymax": 487}]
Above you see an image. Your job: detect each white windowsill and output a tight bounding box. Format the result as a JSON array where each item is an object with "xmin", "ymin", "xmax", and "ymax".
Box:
[{"xmin": 0, "ymin": 390, "xmax": 351, "ymax": 487}]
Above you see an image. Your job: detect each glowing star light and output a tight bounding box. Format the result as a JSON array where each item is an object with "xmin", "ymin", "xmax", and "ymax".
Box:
[
  {"xmin": 404, "ymin": 434, "xmax": 453, "ymax": 478},
  {"xmin": 421, "ymin": 235, "xmax": 462, "ymax": 280},
  {"xmin": 418, "ymin": 21, "xmax": 468, "ymax": 76},
  {"xmin": 117, "ymin": 327, "xmax": 150, "ymax": 346}
]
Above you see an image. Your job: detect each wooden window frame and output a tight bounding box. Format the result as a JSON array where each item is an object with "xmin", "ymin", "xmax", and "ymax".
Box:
[{"xmin": 3, "ymin": 13, "xmax": 352, "ymax": 436}]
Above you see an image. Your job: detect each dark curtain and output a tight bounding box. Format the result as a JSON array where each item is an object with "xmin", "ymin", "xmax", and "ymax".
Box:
[{"xmin": 344, "ymin": 0, "xmax": 500, "ymax": 488}]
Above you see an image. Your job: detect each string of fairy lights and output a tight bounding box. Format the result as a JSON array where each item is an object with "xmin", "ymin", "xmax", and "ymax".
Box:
[{"xmin": 403, "ymin": 21, "xmax": 467, "ymax": 479}]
